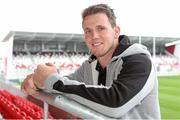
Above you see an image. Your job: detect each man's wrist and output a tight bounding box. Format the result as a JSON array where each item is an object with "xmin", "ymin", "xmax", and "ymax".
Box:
[
  {"xmin": 44, "ymin": 73, "xmax": 61, "ymax": 91},
  {"xmin": 34, "ymin": 83, "xmax": 44, "ymax": 91}
]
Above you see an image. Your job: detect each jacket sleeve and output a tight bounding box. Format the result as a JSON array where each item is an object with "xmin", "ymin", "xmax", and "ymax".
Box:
[{"xmin": 44, "ymin": 54, "xmax": 155, "ymax": 118}]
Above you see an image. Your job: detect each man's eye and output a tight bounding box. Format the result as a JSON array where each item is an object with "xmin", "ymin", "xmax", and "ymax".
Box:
[
  {"xmin": 97, "ymin": 27, "xmax": 105, "ymax": 31},
  {"xmin": 85, "ymin": 30, "xmax": 91, "ymax": 34}
]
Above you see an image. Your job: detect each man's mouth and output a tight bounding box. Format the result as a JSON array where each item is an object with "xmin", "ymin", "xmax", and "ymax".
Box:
[{"xmin": 92, "ymin": 42, "xmax": 102, "ymax": 47}]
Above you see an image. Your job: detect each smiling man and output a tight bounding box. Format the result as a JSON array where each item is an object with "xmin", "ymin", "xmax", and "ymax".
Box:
[{"xmin": 21, "ymin": 4, "xmax": 161, "ymax": 119}]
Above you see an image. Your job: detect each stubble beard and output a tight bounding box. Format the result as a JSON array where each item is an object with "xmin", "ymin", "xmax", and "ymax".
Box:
[{"xmin": 93, "ymin": 44, "xmax": 114, "ymax": 59}]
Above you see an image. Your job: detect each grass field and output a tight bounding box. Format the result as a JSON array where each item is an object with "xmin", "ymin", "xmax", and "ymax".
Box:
[{"xmin": 158, "ymin": 75, "xmax": 180, "ymax": 119}]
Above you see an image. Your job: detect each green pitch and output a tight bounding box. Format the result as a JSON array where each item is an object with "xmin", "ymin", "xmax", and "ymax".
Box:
[{"xmin": 158, "ymin": 75, "xmax": 180, "ymax": 119}]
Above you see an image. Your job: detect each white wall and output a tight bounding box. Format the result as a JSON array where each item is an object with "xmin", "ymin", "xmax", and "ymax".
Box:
[{"xmin": 0, "ymin": 0, "xmax": 180, "ymax": 41}]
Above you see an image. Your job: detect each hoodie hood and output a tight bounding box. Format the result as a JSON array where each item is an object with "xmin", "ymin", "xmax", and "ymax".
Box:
[
  {"xmin": 112, "ymin": 35, "xmax": 151, "ymax": 61},
  {"xmin": 112, "ymin": 43, "xmax": 151, "ymax": 61}
]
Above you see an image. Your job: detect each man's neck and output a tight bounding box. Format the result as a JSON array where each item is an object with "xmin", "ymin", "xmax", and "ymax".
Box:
[
  {"xmin": 97, "ymin": 55, "xmax": 112, "ymax": 69},
  {"xmin": 97, "ymin": 39, "xmax": 119, "ymax": 68},
  {"xmin": 97, "ymin": 45, "xmax": 117, "ymax": 68}
]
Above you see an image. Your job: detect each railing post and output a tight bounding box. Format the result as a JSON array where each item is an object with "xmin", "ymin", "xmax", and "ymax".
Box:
[{"xmin": 43, "ymin": 101, "xmax": 48, "ymax": 120}]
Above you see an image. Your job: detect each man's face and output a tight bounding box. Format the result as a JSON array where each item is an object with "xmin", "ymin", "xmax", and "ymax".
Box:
[{"xmin": 82, "ymin": 13, "xmax": 119, "ymax": 58}]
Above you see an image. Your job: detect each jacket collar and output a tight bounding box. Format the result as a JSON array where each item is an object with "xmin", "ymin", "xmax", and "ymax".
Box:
[{"xmin": 112, "ymin": 35, "xmax": 131, "ymax": 57}]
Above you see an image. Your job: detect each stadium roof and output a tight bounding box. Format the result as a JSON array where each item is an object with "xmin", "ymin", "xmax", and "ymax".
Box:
[
  {"xmin": 3, "ymin": 31, "xmax": 180, "ymax": 55},
  {"xmin": 14, "ymin": 31, "xmax": 84, "ymax": 42},
  {"xmin": 12, "ymin": 31, "xmax": 180, "ymax": 46}
]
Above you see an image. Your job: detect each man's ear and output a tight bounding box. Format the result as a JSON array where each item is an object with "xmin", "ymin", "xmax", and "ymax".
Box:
[{"xmin": 114, "ymin": 26, "xmax": 120, "ymax": 39}]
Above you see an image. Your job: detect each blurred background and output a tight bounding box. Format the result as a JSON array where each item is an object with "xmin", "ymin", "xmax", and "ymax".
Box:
[{"xmin": 0, "ymin": 0, "xmax": 180, "ymax": 119}]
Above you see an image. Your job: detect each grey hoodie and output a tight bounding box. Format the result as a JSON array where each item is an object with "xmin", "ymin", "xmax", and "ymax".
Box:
[{"xmin": 44, "ymin": 35, "xmax": 161, "ymax": 119}]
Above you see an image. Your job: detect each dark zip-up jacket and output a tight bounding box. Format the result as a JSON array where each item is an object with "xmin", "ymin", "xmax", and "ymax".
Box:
[{"xmin": 44, "ymin": 35, "xmax": 161, "ymax": 119}]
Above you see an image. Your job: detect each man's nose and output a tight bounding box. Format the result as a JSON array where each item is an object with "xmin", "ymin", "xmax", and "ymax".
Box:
[{"xmin": 92, "ymin": 31, "xmax": 99, "ymax": 39}]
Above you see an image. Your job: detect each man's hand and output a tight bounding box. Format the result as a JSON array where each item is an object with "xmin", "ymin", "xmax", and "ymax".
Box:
[
  {"xmin": 33, "ymin": 63, "xmax": 58, "ymax": 89},
  {"xmin": 21, "ymin": 73, "xmax": 38, "ymax": 95}
]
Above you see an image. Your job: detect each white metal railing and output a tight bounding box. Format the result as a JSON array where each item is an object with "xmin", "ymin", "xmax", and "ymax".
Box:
[{"xmin": 0, "ymin": 80, "xmax": 112, "ymax": 119}]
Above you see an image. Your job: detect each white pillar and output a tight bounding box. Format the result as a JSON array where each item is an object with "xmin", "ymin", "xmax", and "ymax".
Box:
[{"xmin": 139, "ymin": 36, "xmax": 141, "ymax": 44}]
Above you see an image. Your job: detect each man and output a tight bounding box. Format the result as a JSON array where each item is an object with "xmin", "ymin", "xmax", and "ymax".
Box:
[{"xmin": 21, "ymin": 4, "xmax": 161, "ymax": 119}]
